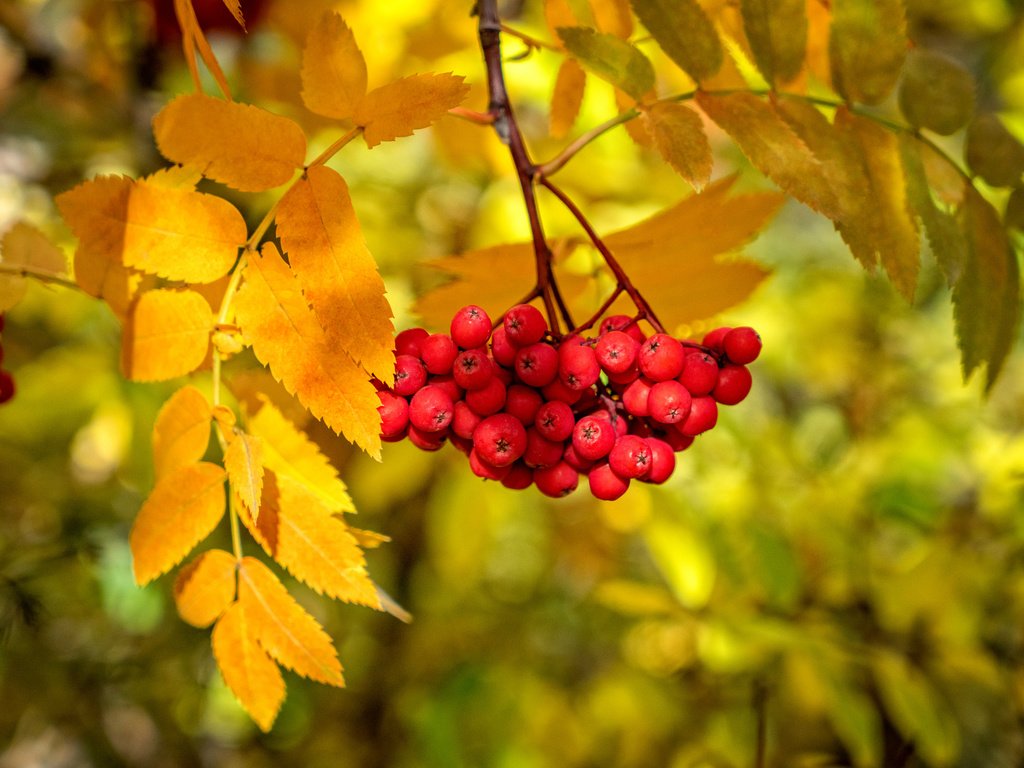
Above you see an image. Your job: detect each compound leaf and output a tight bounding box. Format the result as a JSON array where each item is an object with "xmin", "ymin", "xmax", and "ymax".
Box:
[
  {"xmin": 122, "ymin": 289, "xmax": 212, "ymax": 382},
  {"xmin": 301, "ymin": 12, "xmax": 367, "ymax": 120},
  {"xmin": 640, "ymin": 101, "xmax": 712, "ymax": 191},
  {"xmin": 556, "ymin": 26, "xmax": 654, "ymax": 101},
  {"xmin": 740, "ymin": 0, "xmax": 807, "ymax": 85},
  {"xmin": 212, "ymin": 600, "xmax": 285, "ymax": 732},
  {"xmin": 354, "ymin": 73, "xmax": 470, "ymax": 148},
  {"xmin": 829, "ymin": 0, "xmax": 907, "ymax": 105},
  {"xmin": 174, "ymin": 548, "xmax": 237, "ymax": 628},
  {"xmin": 898, "ymin": 50, "xmax": 975, "ymax": 136},
  {"xmin": 629, "ymin": 0, "xmax": 723, "ymax": 83},
  {"xmin": 153, "ymin": 386, "xmax": 212, "ymax": 480}
]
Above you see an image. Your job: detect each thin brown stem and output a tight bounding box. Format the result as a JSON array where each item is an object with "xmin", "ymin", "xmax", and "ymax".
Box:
[
  {"xmin": 499, "ymin": 23, "xmax": 559, "ymax": 53},
  {"xmin": 0, "ymin": 263, "xmax": 79, "ymax": 291},
  {"xmin": 573, "ymin": 285, "xmax": 624, "ymax": 335}
]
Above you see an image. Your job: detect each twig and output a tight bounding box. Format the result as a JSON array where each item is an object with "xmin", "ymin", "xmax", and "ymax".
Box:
[{"xmin": 0, "ymin": 263, "xmax": 79, "ymax": 291}]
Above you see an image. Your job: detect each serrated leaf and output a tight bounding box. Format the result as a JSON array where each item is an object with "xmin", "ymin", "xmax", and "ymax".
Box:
[
  {"xmin": 174, "ymin": 0, "xmax": 231, "ymax": 100},
  {"xmin": 354, "ymin": 73, "xmax": 470, "ymax": 148},
  {"xmin": 697, "ymin": 91, "xmax": 841, "ymax": 219},
  {"xmin": 55, "ymin": 175, "xmax": 245, "ymax": 284},
  {"xmin": 121, "ymin": 289, "xmax": 212, "ymax": 382},
  {"xmin": 641, "ymin": 101, "xmax": 712, "ymax": 190},
  {"xmin": 247, "ymin": 395, "xmax": 354, "ymax": 514},
  {"xmin": 220, "ymin": 0, "xmax": 245, "ymax": 29},
  {"xmin": 0, "ymin": 222, "xmax": 68, "ymax": 312},
  {"xmin": 629, "ymin": 0, "xmax": 723, "ymax": 83},
  {"xmin": 557, "ymin": 27, "xmax": 654, "ymax": 101},
  {"xmin": 550, "ymin": 58, "xmax": 587, "ymax": 138},
  {"xmin": 153, "ymin": 386, "xmax": 212, "ymax": 480},
  {"xmin": 276, "ymin": 165, "xmax": 394, "ymax": 383},
  {"xmin": 233, "ymin": 244, "xmax": 382, "ymax": 457},
  {"xmin": 953, "ymin": 186, "xmax": 1020, "ymax": 389},
  {"xmin": 965, "ymin": 114, "xmax": 1024, "ymax": 188},
  {"xmin": 590, "ymin": 0, "xmax": 633, "ymax": 37},
  {"xmin": 130, "ymin": 462, "xmax": 227, "ymax": 585},
  {"xmin": 603, "ymin": 176, "xmax": 781, "ymax": 329},
  {"xmin": 740, "ymin": 0, "xmax": 807, "ymax": 85},
  {"xmin": 898, "ymin": 50, "xmax": 974, "ymax": 136},
  {"xmin": 237, "ymin": 556, "xmax": 344, "ymax": 686},
  {"xmin": 212, "ymin": 600, "xmax": 285, "ymax": 732},
  {"xmin": 301, "ymin": 12, "xmax": 367, "ymax": 120},
  {"xmin": 545, "ymin": 0, "xmax": 579, "ymax": 39},
  {"xmin": 829, "ymin": 0, "xmax": 907, "ymax": 105},
  {"xmin": 153, "ymin": 94, "xmax": 306, "ymax": 192},
  {"xmin": 174, "ymin": 549, "xmax": 237, "ymax": 628},
  {"xmin": 225, "ymin": 430, "xmax": 264, "ymax": 520},
  {"xmin": 241, "ymin": 470, "xmax": 380, "ymax": 608}
]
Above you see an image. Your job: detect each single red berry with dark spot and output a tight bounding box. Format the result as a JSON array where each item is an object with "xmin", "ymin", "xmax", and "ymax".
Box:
[
  {"xmin": 595, "ymin": 330, "xmax": 639, "ymax": 375},
  {"xmin": 534, "ymin": 461, "xmax": 579, "ymax": 497},
  {"xmin": 679, "ymin": 352, "xmax": 719, "ymax": 396},
  {"xmin": 535, "ymin": 400, "xmax": 575, "ymax": 442},
  {"xmin": 558, "ymin": 340, "xmax": 600, "ymax": 390},
  {"xmin": 472, "ymin": 413, "xmax": 528, "ymax": 467},
  {"xmin": 452, "ymin": 348, "xmax": 494, "ymax": 391},
  {"xmin": 514, "ymin": 342, "xmax": 559, "ymax": 387},
  {"xmin": 503, "ymin": 304, "xmax": 547, "ymax": 347},
  {"xmin": 451, "ymin": 304, "xmax": 492, "ymax": 349},
  {"xmin": 608, "ymin": 435, "xmax": 652, "ymax": 479},
  {"xmin": 409, "ymin": 384, "xmax": 455, "ymax": 433},
  {"xmin": 647, "ymin": 380, "xmax": 693, "ymax": 425},
  {"xmin": 638, "ymin": 333, "xmax": 685, "ymax": 381},
  {"xmin": 393, "ymin": 354, "xmax": 427, "ymax": 397},
  {"xmin": 378, "ymin": 390, "xmax": 409, "ymax": 440},
  {"xmin": 643, "ymin": 438, "xmax": 676, "ymax": 483},
  {"xmin": 572, "ymin": 414, "xmax": 617, "ymax": 461}
]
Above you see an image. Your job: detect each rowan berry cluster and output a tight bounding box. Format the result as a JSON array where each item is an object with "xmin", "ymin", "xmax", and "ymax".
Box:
[
  {"xmin": 0, "ymin": 315, "xmax": 13, "ymax": 406},
  {"xmin": 376, "ymin": 304, "xmax": 761, "ymax": 500}
]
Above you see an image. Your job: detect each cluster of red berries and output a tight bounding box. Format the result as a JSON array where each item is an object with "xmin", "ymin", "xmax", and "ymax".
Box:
[
  {"xmin": 0, "ymin": 315, "xmax": 13, "ymax": 406},
  {"xmin": 375, "ymin": 304, "xmax": 761, "ymax": 500}
]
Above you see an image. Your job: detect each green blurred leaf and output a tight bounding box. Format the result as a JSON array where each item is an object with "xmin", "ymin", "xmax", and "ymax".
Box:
[
  {"xmin": 640, "ymin": 101, "xmax": 712, "ymax": 190},
  {"xmin": 643, "ymin": 517, "xmax": 715, "ymax": 609},
  {"xmin": 965, "ymin": 114, "xmax": 1024, "ymax": 188},
  {"xmin": 629, "ymin": 0, "xmax": 723, "ymax": 83},
  {"xmin": 1007, "ymin": 188, "xmax": 1024, "ymax": 233},
  {"xmin": 814, "ymin": 654, "xmax": 884, "ymax": 767},
  {"xmin": 898, "ymin": 50, "xmax": 975, "ymax": 136},
  {"xmin": 556, "ymin": 26, "xmax": 655, "ymax": 100},
  {"xmin": 739, "ymin": 0, "xmax": 807, "ymax": 86},
  {"xmin": 829, "ymin": 0, "xmax": 907, "ymax": 105}
]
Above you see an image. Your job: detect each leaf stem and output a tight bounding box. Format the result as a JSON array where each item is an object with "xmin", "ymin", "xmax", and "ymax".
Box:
[
  {"xmin": 448, "ymin": 106, "xmax": 496, "ymax": 124},
  {"xmin": 499, "ymin": 23, "xmax": 560, "ymax": 53},
  {"xmin": 228, "ymin": 494, "xmax": 244, "ymax": 561},
  {"xmin": 308, "ymin": 127, "xmax": 363, "ymax": 168},
  {"xmin": 0, "ymin": 263, "xmax": 80, "ymax": 291}
]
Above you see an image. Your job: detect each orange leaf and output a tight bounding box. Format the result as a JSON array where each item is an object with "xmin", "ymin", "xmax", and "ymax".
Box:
[
  {"xmin": 237, "ymin": 556, "xmax": 345, "ymax": 686},
  {"xmin": 300, "ymin": 12, "xmax": 367, "ymax": 120},
  {"xmin": 276, "ymin": 166, "xmax": 394, "ymax": 383},
  {"xmin": 153, "ymin": 94, "xmax": 306, "ymax": 192},
  {"xmin": 174, "ymin": 549, "xmax": 237, "ymax": 628},
  {"xmin": 0, "ymin": 222, "xmax": 68, "ymax": 312},
  {"xmin": 225, "ymin": 429, "xmax": 264, "ymax": 520},
  {"xmin": 242, "ymin": 470, "xmax": 380, "ymax": 608},
  {"xmin": 130, "ymin": 462, "xmax": 227, "ymax": 585},
  {"xmin": 212, "ymin": 600, "xmax": 285, "ymax": 732},
  {"xmin": 550, "ymin": 59, "xmax": 587, "ymax": 139},
  {"xmin": 354, "ymin": 73, "xmax": 470, "ymax": 148},
  {"xmin": 590, "ymin": 0, "xmax": 633, "ymax": 38},
  {"xmin": 152, "ymin": 385, "xmax": 212, "ymax": 480},
  {"xmin": 220, "ymin": 0, "xmax": 245, "ymax": 29},
  {"xmin": 233, "ymin": 244, "xmax": 382, "ymax": 458},
  {"xmin": 641, "ymin": 101, "xmax": 712, "ymax": 191},
  {"xmin": 122, "ymin": 289, "xmax": 212, "ymax": 382},
  {"xmin": 174, "ymin": 0, "xmax": 231, "ymax": 99}
]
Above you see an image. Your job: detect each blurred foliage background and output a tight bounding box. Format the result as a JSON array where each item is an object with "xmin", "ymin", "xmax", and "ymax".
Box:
[{"xmin": 3, "ymin": 0, "xmax": 1024, "ymax": 766}]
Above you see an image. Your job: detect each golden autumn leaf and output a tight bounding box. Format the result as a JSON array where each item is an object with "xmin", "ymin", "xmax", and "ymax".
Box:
[
  {"xmin": 276, "ymin": 165, "xmax": 394, "ymax": 383},
  {"xmin": 174, "ymin": 548, "xmax": 237, "ymax": 628},
  {"xmin": 225, "ymin": 430, "xmax": 264, "ymax": 520},
  {"xmin": 348, "ymin": 527, "xmax": 390, "ymax": 549},
  {"xmin": 152, "ymin": 386, "xmax": 212, "ymax": 480},
  {"xmin": 0, "ymin": 222, "xmax": 68, "ymax": 312},
  {"xmin": 237, "ymin": 556, "xmax": 345, "ymax": 686},
  {"xmin": 55, "ymin": 175, "xmax": 245, "ymax": 284},
  {"xmin": 603, "ymin": 176, "xmax": 781, "ymax": 330},
  {"xmin": 122, "ymin": 289, "xmax": 212, "ymax": 382},
  {"xmin": 212, "ymin": 600, "xmax": 285, "ymax": 732},
  {"xmin": 301, "ymin": 12, "xmax": 367, "ymax": 120},
  {"xmin": 130, "ymin": 462, "xmax": 227, "ymax": 585},
  {"xmin": 544, "ymin": 0, "xmax": 579, "ymax": 40},
  {"xmin": 354, "ymin": 73, "xmax": 470, "ymax": 148},
  {"xmin": 246, "ymin": 395, "xmax": 354, "ymax": 513},
  {"xmin": 174, "ymin": 0, "xmax": 231, "ymax": 99},
  {"xmin": 557, "ymin": 27, "xmax": 655, "ymax": 101},
  {"xmin": 233, "ymin": 244, "xmax": 382, "ymax": 457},
  {"xmin": 640, "ymin": 101, "xmax": 712, "ymax": 191},
  {"xmin": 739, "ymin": 0, "xmax": 807, "ymax": 86},
  {"xmin": 220, "ymin": 0, "xmax": 245, "ymax": 29},
  {"xmin": 630, "ymin": 0, "xmax": 723, "ymax": 83},
  {"xmin": 153, "ymin": 94, "xmax": 307, "ymax": 192},
  {"xmin": 241, "ymin": 470, "xmax": 380, "ymax": 608},
  {"xmin": 590, "ymin": 0, "xmax": 634, "ymax": 38},
  {"xmin": 550, "ymin": 59, "xmax": 587, "ymax": 139}
]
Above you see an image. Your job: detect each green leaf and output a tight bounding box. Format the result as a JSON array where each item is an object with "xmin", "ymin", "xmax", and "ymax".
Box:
[
  {"xmin": 643, "ymin": 516, "xmax": 715, "ymax": 609},
  {"xmin": 556, "ymin": 26, "xmax": 655, "ymax": 100},
  {"xmin": 812, "ymin": 653, "xmax": 883, "ymax": 767},
  {"xmin": 739, "ymin": 0, "xmax": 808, "ymax": 86},
  {"xmin": 898, "ymin": 50, "xmax": 975, "ymax": 136},
  {"xmin": 640, "ymin": 101, "xmax": 712, "ymax": 190},
  {"xmin": 953, "ymin": 186, "xmax": 1021, "ymax": 390},
  {"xmin": 629, "ymin": 0, "xmax": 723, "ymax": 83},
  {"xmin": 1007, "ymin": 188, "xmax": 1024, "ymax": 233},
  {"xmin": 964, "ymin": 114, "xmax": 1024, "ymax": 188},
  {"xmin": 829, "ymin": 0, "xmax": 907, "ymax": 105}
]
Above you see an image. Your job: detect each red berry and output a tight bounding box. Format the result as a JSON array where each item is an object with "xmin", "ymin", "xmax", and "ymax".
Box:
[
  {"xmin": 465, "ymin": 376, "xmax": 507, "ymax": 416},
  {"xmin": 451, "ymin": 305, "xmax": 492, "ymax": 349},
  {"xmin": 541, "ymin": 377, "xmax": 582, "ymax": 405},
  {"xmin": 662, "ymin": 426, "xmax": 695, "ymax": 452},
  {"xmin": 501, "ymin": 462, "xmax": 534, "ymax": 490},
  {"xmin": 503, "ymin": 304, "xmax": 547, "ymax": 347},
  {"xmin": 723, "ymin": 326, "xmax": 762, "ymax": 365},
  {"xmin": 420, "ymin": 333, "xmax": 458, "ymax": 375},
  {"xmin": 395, "ymin": 327, "xmax": 429, "ymax": 357},
  {"xmin": 622, "ymin": 377, "xmax": 653, "ymax": 417},
  {"xmin": 449, "ymin": 433, "xmax": 473, "ymax": 455},
  {"xmin": 490, "ymin": 325, "xmax": 517, "ymax": 367},
  {"xmin": 647, "ymin": 380, "xmax": 693, "ymax": 425},
  {"xmin": 409, "ymin": 385, "xmax": 455, "ymax": 433},
  {"xmin": 713, "ymin": 364, "xmax": 752, "ymax": 405},
  {"xmin": 428, "ymin": 375, "xmax": 463, "ymax": 403},
  {"xmin": 472, "ymin": 413, "xmax": 528, "ymax": 467},
  {"xmin": 595, "ymin": 331, "xmax": 639, "ymax": 375},
  {"xmin": 524, "ymin": 427, "xmax": 564, "ymax": 469},
  {"xmin": 469, "ymin": 448, "xmax": 511, "ymax": 481},
  {"xmin": 514, "ymin": 342, "xmax": 559, "ymax": 387},
  {"xmin": 562, "ymin": 443, "xmax": 595, "ymax": 473},
  {"xmin": 593, "ymin": 408, "xmax": 629, "ymax": 437},
  {"xmin": 572, "ymin": 414, "xmax": 617, "ymax": 461},
  {"xmin": 534, "ymin": 462, "xmax": 579, "ymax": 497},
  {"xmin": 452, "ymin": 348, "xmax": 494, "ymax": 391},
  {"xmin": 638, "ymin": 333, "xmax": 685, "ymax": 381},
  {"xmin": 679, "ymin": 352, "xmax": 719, "ymax": 396},
  {"xmin": 588, "ymin": 463, "xmax": 630, "ymax": 501},
  {"xmin": 393, "ymin": 354, "xmax": 427, "ymax": 397},
  {"xmin": 558, "ymin": 341, "xmax": 600, "ymax": 390},
  {"xmin": 452, "ymin": 400, "xmax": 483, "ymax": 440},
  {"xmin": 702, "ymin": 326, "xmax": 732, "ymax": 354},
  {"xmin": 407, "ymin": 424, "xmax": 447, "ymax": 451},
  {"xmin": 608, "ymin": 435, "xmax": 652, "ymax": 479},
  {"xmin": 599, "ymin": 314, "xmax": 645, "ymax": 343},
  {"xmin": 678, "ymin": 396, "xmax": 718, "ymax": 436},
  {"xmin": 535, "ymin": 400, "xmax": 575, "ymax": 442},
  {"xmin": 377, "ymin": 390, "xmax": 409, "ymax": 439},
  {"xmin": 644, "ymin": 438, "xmax": 676, "ymax": 484},
  {"xmin": 503, "ymin": 384, "xmax": 543, "ymax": 426}
]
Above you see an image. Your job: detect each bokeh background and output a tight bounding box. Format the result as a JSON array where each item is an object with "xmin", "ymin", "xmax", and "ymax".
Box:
[{"xmin": 2, "ymin": 0, "xmax": 1024, "ymax": 765}]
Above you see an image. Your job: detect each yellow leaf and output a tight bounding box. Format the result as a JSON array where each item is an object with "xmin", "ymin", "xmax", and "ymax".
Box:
[
  {"xmin": 246, "ymin": 395, "xmax": 354, "ymax": 514},
  {"xmin": 237, "ymin": 556, "xmax": 345, "ymax": 686},
  {"xmin": 348, "ymin": 527, "xmax": 390, "ymax": 549},
  {"xmin": 354, "ymin": 73, "xmax": 470, "ymax": 148},
  {"xmin": 130, "ymin": 462, "xmax": 227, "ymax": 585},
  {"xmin": 212, "ymin": 600, "xmax": 285, "ymax": 732},
  {"xmin": 174, "ymin": 549, "xmax": 237, "ymax": 628},
  {"xmin": 545, "ymin": 0, "xmax": 579, "ymax": 41},
  {"xmin": 550, "ymin": 58, "xmax": 587, "ymax": 139},
  {"xmin": 603, "ymin": 176, "xmax": 780, "ymax": 329},
  {"xmin": 233, "ymin": 244, "xmax": 382, "ymax": 458},
  {"xmin": 0, "ymin": 222, "xmax": 68, "ymax": 312},
  {"xmin": 829, "ymin": 0, "xmax": 906, "ymax": 105},
  {"xmin": 122, "ymin": 289, "xmax": 212, "ymax": 382},
  {"xmin": 153, "ymin": 94, "xmax": 306, "ymax": 192},
  {"xmin": 739, "ymin": 0, "xmax": 807, "ymax": 86},
  {"xmin": 276, "ymin": 165, "xmax": 394, "ymax": 383},
  {"xmin": 631, "ymin": 0, "xmax": 723, "ymax": 83},
  {"xmin": 557, "ymin": 27, "xmax": 655, "ymax": 101},
  {"xmin": 225, "ymin": 430, "xmax": 264, "ymax": 520},
  {"xmin": 640, "ymin": 101, "xmax": 712, "ymax": 191},
  {"xmin": 242, "ymin": 471, "xmax": 380, "ymax": 609},
  {"xmin": 174, "ymin": 0, "xmax": 231, "ymax": 100},
  {"xmin": 72, "ymin": 247, "xmax": 142, "ymax": 318},
  {"xmin": 220, "ymin": 0, "xmax": 245, "ymax": 29},
  {"xmin": 55, "ymin": 175, "xmax": 245, "ymax": 284},
  {"xmin": 590, "ymin": 0, "xmax": 633, "ymax": 38},
  {"xmin": 152, "ymin": 385, "xmax": 212, "ymax": 480},
  {"xmin": 301, "ymin": 12, "xmax": 367, "ymax": 120}
]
